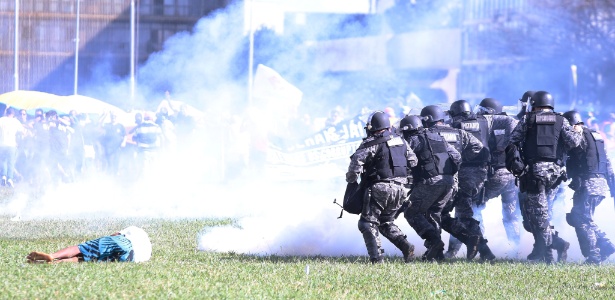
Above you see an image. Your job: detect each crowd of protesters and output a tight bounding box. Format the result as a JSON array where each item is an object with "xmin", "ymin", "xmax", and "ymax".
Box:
[
  {"xmin": 0, "ymin": 100, "xmax": 197, "ymax": 189},
  {"xmin": 4, "ymin": 95, "xmax": 615, "ymax": 190}
]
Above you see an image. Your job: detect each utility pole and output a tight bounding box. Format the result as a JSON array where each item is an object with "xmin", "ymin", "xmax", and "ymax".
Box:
[
  {"xmin": 247, "ymin": 0, "xmax": 254, "ymax": 105},
  {"xmin": 130, "ymin": 0, "xmax": 136, "ymax": 105},
  {"xmin": 74, "ymin": 0, "xmax": 81, "ymax": 95},
  {"xmin": 14, "ymin": 0, "xmax": 19, "ymax": 91}
]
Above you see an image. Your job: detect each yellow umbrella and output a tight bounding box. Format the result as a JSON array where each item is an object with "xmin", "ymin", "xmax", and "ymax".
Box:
[
  {"xmin": 61, "ymin": 95, "xmax": 125, "ymax": 115},
  {"xmin": 0, "ymin": 90, "xmax": 61, "ymax": 110},
  {"xmin": 0, "ymin": 91, "xmax": 126, "ymax": 116}
]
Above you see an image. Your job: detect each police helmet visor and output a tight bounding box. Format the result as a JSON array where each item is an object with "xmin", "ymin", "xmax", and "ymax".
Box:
[
  {"xmin": 365, "ymin": 111, "xmax": 389, "ymax": 132},
  {"xmin": 475, "ymin": 105, "xmax": 497, "ymax": 115}
]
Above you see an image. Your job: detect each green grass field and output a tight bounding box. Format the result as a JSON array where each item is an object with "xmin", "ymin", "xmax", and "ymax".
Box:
[{"xmin": 3, "ymin": 216, "xmax": 615, "ymax": 299}]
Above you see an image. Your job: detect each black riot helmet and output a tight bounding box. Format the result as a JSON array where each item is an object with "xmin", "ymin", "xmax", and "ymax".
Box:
[
  {"xmin": 530, "ymin": 91, "xmax": 554, "ymax": 109},
  {"xmin": 520, "ymin": 91, "xmax": 535, "ymax": 103},
  {"xmin": 449, "ymin": 100, "xmax": 472, "ymax": 117},
  {"xmin": 478, "ymin": 98, "xmax": 503, "ymax": 114},
  {"xmin": 399, "ymin": 115, "xmax": 423, "ymax": 132},
  {"xmin": 365, "ymin": 111, "xmax": 390, "ymax": 133},
  {"xmin": 420, "ymin": 105, "xmax": 446, "ymax": 127},
  {"xmin": 563, "ymin": 110, "xmax": 584, "ymax": 125}
]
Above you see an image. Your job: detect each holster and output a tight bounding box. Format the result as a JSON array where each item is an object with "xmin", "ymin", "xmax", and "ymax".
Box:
[
  {"xmin": 551, "ymin": 170, "xmax": 568, "ymax": 189},
  {"xmin": 568, "ymin": 177, "xmax": 581, "ymax": 191},
  {"xmin": 518, "ymin": 174, "xmax": 528, "ymax": 193},
  {"xmin": 394, "ymin": 201, "xmax": 410, "ymax": 219}
]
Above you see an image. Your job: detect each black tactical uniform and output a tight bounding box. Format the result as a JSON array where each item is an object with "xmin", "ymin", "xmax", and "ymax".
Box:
[
  {"xmin": 399, "ymin": 114, "xmax": 461, "ymax": 261},
  {"xmin": 346, "ymin": 111, "xmax": 418, "ymax": 263},
  {"xmin": 475, "ymin": 98, "xmax": 521, "ymax": 255},
  {"xmin": 413, "ymin": 106, "xmax": 496, "ymax": 261},
  {"xmin": 563, "ymin": 111, "xmax": 615, "ymax": 264},
  {"xmin": 443, "ymin": 100, "xmax": 491, "ymax": 258},
  {"xmin": 509, "ymin": 91, "xmax": 583, "ymax": 263}
]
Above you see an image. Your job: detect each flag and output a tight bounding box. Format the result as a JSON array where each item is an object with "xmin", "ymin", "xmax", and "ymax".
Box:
[{"xmin": 252, "ymin": 64, "xmax": 302, "ymax": 110}]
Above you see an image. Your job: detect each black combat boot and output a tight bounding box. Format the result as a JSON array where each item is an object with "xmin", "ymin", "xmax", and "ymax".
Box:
[
  {"xmin": 597, "ymin": 236, "xmax": 615, "ymax": 262},
  {"xmin": 444, "ymin": 236, "xmax": 462, "ymax": 259},
  {"xmin": 543, "ymin": 247, "xmax": 555, "ymax": 264},
  {"xmin": 422, "ymin": 230, "xmax": 445, "ymax": 262},
  {"xmin": 529, "ymin": 232, "xmax": 551, "ymax": 264},
  {"xmin": 583, "ymin": 234, "xmax": 601, "ymax": 264},
  {"xmin": 550, "ymin": 232, "xmax": 570, "ymax": 262},
  {"xmin": 391, "ymin": 237, "xmax": 415, "ymax": 263},
  {"xmin": 526, "ymin": 243, "xmax": 541, "ymax": 261},
  {"xmin": 449, "ymin": 234, "xmax": 481, "ymax": 260},
  {"xmin": 478, "ymin": 238, "xmax": 496, "ymax": 262},
  {"xmin": 370, "ymin": 256, "xmax": 384, "ymax": 264},
  {"xmin": 538, "ymin": 235, "xmax": 554, "ymax": 264},
  {"xmin": 585, "ymin": 248, "xmax": 602, "ymax": 265},
  {"xmin": 423, "ymin": 239, "xmax": 445, "ymax": 262},
  {"xmin": 465, "ymin": 235, "xmax": 481, "ymax": 260}
]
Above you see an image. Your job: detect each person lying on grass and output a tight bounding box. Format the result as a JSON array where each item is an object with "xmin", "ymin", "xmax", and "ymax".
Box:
[{"xmin": 26, "ymin": 226, "xmax": 152, "ymax": 263}]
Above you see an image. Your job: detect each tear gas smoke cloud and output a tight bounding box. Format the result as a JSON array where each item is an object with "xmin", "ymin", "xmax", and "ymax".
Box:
[{"xmin": 3, "ymin": 1, "xmax": 615, "ymax": 262}]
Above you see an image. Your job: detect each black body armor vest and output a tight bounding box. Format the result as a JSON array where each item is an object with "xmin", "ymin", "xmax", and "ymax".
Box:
[
  {"xmin": 412, "ymin": 129, "xmax": 457, "ymax": 179},
  {"xmin": 567, "ymin": 128, "xmax": 608, "ymax": 177},
  {"xmin": 523, "ymin": 111, "xmax": 565, "ymax": 164},
  {"xmin": 363, "ymin": 131, "xmax": 408, "ymax": 182},
  {"xmin": 452, "ymin": 115, "xmax": 490, "ymax": 164},
  {"xmin": 430, "ymin": 125, "xmax": 462, "ymax": 153}
]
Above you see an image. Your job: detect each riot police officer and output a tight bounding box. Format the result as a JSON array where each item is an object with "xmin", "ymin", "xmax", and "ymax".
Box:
[
  {"xmin": 346, "ymin": 111, "xmax": 418, "ymax": 263},
  {"xmin": 563, "ymin": 110, "xmax": 615, "ymax": 264},
  {"xmin": 475, "ymin": 98, "xmax": 522, "ymax": 255},
  {"xmin": 508, "ymin": 91, "xmax": 583, "ymax": 263},
  {"xmin": 444, "ymin": 99, "xmax": 492, "ymax": 258},
  {"xmin": 398, "ymin": 114, "xmax": 461, "ymax": 261},
  {"xmin": 417, "ymin": 106, "xmax": 496, "ymax": 261}
]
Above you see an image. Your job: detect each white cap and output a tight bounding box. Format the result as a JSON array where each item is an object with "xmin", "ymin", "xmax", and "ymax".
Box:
[{"xmin": 120, "ymin": 226, "xmax": 152, "ymax": 263}]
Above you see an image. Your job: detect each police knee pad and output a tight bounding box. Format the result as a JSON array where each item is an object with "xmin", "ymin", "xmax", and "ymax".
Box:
[
  {"xmin": 378, "ymin": 222, "xmax": 399, "ymax": 237},
  {"xmin": 358, "ymin": 219, "xmax": 376, "ymax": 233},
  {"xmin": 565, "ymin": 212, "xmax": 585, "ymax": 228}
]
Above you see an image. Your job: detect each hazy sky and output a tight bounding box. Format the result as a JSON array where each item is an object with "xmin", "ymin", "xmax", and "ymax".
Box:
[
  {"xmin": 246, "ymin": 0, "xmax": 373, "ymax": 33},
  {"xmin": 262, "ymin": 0, "xmax": 372, "ymax": 13}
]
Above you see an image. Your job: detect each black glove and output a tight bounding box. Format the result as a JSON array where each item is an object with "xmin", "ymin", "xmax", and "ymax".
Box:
[
  {"xmin": 505, "ymin": 144, "xmax": 525, "ymax": 176},
  {"xmin": 568, "ymin": 177, "xmax": 580, "ymax": 191}
]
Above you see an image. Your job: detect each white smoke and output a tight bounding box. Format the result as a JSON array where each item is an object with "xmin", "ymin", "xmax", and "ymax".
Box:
[{"xmin": 3, "ymin": 1, "xmax": 615, "ymax": 263}]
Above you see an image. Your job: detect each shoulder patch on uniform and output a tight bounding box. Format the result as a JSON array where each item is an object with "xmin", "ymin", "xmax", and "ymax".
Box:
[
  {"xmin": 536, "ymin": 114, "xmax": 556, "ymax": 124},
  {"xmin": 494, "ymin": 129, "xmax": 505, "ymax": 136},
  {"xmin": 591, "ymin": 131, "xmax": 604, "ymax": 141},
  {"xmin": 387, "ymin": 136, "xmax": 404, "ymax": 147},
  {"xmin": 461, "ymin": 122, "xmax": 480, "ymax": 132},
  {"xmin": 439, "ymin": 132, "xmax": 458, "ymax": 143}
]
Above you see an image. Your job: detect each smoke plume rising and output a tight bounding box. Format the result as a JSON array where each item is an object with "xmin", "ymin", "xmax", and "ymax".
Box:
[{"xmin": 2, "ymin": 1, "xmax": 615, "ymax": 263}]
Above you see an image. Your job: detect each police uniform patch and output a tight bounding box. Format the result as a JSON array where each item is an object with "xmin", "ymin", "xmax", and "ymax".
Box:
[
  {"xmin": 536, "ymin": 114, "xmax": 556, "ymax": 124},
  {"xmin": 439, "ymin": 132, "xmax": 458, "ymax": 143},
  {"xmin": 462, "ymin": 122, "xmax": 480, "ymax": 132},
  {"xmin": 591, "ymin": 131, "xmax": 604, "ymax": 141},
  {"xmin": 494, "ymin": 129, "xmax": 505, "ymax": 136},
  {"xmin": 387, "ymin": 136, "xmax": 404, "ymax": 147}
]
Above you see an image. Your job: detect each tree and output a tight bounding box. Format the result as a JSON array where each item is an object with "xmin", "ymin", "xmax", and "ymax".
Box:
[{"xmin": 481, "ymin": 0, "xmax": 615, "ymax": 110}]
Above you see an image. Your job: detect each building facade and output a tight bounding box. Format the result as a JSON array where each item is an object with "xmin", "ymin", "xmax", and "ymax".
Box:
[
  {"xmin": 458, "ymin": 0, "xmax": 531, "ymax": 104},
  {"xmin": 0, "ymin": 0, "xmax": 230, "ymax": 95}
]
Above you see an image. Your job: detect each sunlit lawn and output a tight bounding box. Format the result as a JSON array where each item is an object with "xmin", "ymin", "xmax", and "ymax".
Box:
[{"xmin": 2, "ymin": 216, "xmax": 615, "ymax": 299}]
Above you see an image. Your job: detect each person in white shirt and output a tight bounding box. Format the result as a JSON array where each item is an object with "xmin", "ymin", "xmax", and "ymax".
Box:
[{"xmin": 0, "ymin": 107, "xmax": 27, "ymax": 187}]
